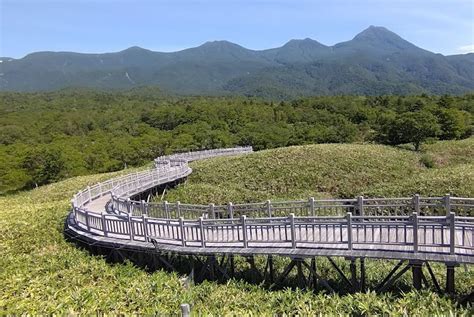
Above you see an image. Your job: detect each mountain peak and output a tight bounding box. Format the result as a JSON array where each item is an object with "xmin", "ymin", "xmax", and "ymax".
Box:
[
  {"xmin": 354, "ymin": 25, "xmax": 400, "ymax": 41},
  {"xmin": 284, "ymin": 38, "xmax": 327, "ymax": 47},
  {"xmin": 338, "ymin": 25, "xmax": 423, "ymax": 53},
  {"xmin": 121, "ymin": 46, "xmax": 149, "ymax": 52},
  {"xmin": 200, "ymin": 40, "xmax": 242, "ymax": 49}
]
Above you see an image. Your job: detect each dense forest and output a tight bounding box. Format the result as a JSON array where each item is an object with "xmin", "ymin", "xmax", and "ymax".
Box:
[{"xmin": 0, "ymin": 89, "xmax": 472, "ymax": 194}]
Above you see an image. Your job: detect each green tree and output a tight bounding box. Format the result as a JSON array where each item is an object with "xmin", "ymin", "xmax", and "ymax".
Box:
[
  {"xmin": 387, "ymin": 111, "xmax": 441, "ymax": 150},
  {"xmin": 22, "ymin": 147, "xmax": 67, "ymax": 187},
  {"xmin": 436, "ymin": 109, "xmax": 472, "ymax": 140}
]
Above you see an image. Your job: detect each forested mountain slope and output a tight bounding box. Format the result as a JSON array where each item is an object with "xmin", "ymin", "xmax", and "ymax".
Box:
[{"xmin": 1, "ymin": 26, "xmax": 473, "ymax": 97}]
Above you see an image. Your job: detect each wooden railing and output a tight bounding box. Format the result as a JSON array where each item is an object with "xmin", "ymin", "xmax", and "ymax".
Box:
[{"xmin": 70, "ymin": 146, "xmax": 473, "ymax": 260}]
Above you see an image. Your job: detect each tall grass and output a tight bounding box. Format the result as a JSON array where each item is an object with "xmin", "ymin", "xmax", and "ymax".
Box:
[{"xmin": 1, "ymin": 139, "xmax": 473, "ymax": 314}]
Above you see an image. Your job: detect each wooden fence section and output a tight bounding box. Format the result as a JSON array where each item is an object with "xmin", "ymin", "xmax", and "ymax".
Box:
[{"xmin": 69, "ymin": 146, "xmax": 473, "ymax": 264}]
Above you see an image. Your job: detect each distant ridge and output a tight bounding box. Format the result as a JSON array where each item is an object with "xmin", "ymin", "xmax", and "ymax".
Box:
[{"xmin": 1, "ymin": 26, "xmax": 473, "ymax": 97}]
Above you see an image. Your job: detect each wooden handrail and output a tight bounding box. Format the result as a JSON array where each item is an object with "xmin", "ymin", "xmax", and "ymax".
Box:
[{"xmin": 69, "ymin": 147, "xmax": 473, "ymax": 261}]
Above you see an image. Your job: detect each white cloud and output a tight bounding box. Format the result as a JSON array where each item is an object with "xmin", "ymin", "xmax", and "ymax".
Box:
[{"xmin": 457, "ymin": 44, "xmax": 474, "ymax": 53}]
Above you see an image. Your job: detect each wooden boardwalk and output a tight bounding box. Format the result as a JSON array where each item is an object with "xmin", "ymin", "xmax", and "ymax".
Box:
[{"xmin": 68, "ymin": 147, "xmax": 473, "ymax": 266}]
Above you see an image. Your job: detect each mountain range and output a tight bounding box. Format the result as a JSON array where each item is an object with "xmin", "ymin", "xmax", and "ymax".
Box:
[{"xmin": 1, "ymin": 26, "xmax": 473, "ymax": 98}]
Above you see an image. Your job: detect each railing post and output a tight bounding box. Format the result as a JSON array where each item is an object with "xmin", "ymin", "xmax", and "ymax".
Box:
[
  {"xmin": 347, "ymin": 212, "xmax": 352, "ymax": 250},
  {"xmin": 164, "ymin": 201, "xmax": 169, "ymax": 218},
  {"xmin": 128, "ymin": 213, "xmax": 133, "ymax": 240},
  {"xmin": 101, "ymin": 213, "xmax": 108, "ymax": 237},
  {"xmin": 179, "ymin": 217, "xmax": 186, "ymax": 247},
  {"xmin": 126, "ymin": 198, "xmax": 131, "ymax": 214},
  {"xmin": 85, "ymin": 210, "xmax": 90, "ymax": 231},
  {"xmin": 228, "ymin": 202, "xmax": 234, "ymax": 219},
  {"xmin": 289, "ymin": 213, "xmax": 296, "ymax": 249},
  {"xmin": 71, "ymin": 199, "xmax": 76, "ymax": 218},
  {"xmin": 413, "ymin": 212, "xmax": 418, "ymax": 253},
  {"xmin": 414, "ymin": 194, "xmax": 420, "ymax": 214},
  {"xmin": 444, "ymin": 194, "xmax": 451, "ymax": 216},
  {"xmin": 141, "ymin": 200, "xmax": 147, "ymax": 215},
  {"xmin": 267, "ymin": 200, "xmax": 272, "ymax": 217},
  {"xmin": 177, "ymin": 201, "xmax": 181, "ymax": 217},
  {"xmin": 199, "ymin": 217, "xmax": 205, "ymax": 247},
  {"xmin": 87, "ymin": 186, "xmax": 91, "ymax": 202},
  {"xmin": 309, "ymin": 197, "xmax": 315, "ymax": 216},
  {"xmin": 180, "ymin": 303, "xmax": 191, "ymax": 317},
  {"xmin": 241, "ymin": 215, "xmax": 248, "ymax": 248},
  {"xmin": 449, "ymin": 212, "xmax": 455, "ymax": 255},
  {"xmin": 357, "ymin": 196, "xmax": 364, "ymax": 216},
  {"xmin": 209, "ymin": 203, "xmax": 215, "ymax": 219},
  {"xmin": 142, "ymin": 214, "xmax": 148, "ymax": 242}
]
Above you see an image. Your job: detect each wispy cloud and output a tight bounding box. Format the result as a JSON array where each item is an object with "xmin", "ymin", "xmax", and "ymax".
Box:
[{"xmin": 457, "ymin": 44, "xmax": 474, "ymax": 53}]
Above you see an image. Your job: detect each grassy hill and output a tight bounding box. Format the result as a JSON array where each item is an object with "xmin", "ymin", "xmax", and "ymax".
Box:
[
  {"xmin": 1, "ymin": 139, "xmax": 473, "ymax": 314},
  {"xmin": 165, "ymin": 137, "xmax": 474, "ymax": 204}
]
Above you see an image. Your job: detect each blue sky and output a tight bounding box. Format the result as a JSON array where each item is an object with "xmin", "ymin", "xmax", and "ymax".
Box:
[{"xmin": 1, "ymin": 0, "xmax": 473, "ymax": 58}]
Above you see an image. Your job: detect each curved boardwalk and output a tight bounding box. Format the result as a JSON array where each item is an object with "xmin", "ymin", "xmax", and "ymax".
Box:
[{"xmin": 65, "ymin": 147, "xmax": 473, "ymax": 294}]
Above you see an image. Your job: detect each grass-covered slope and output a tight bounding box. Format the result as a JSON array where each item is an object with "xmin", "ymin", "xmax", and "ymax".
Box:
[
  {"xmin": 165, "ymin": 138, "xmax": 474, "ymax": 204},
  {"xmin": 1, "ymin": 139, "xmax": 473, "ymax": 314}
]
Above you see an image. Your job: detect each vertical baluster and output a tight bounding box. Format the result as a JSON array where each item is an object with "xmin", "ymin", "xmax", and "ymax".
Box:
[
  {"xmin": 347, "ymin": 212, "xmax": 353, "ymax": 250},
  {"xmin": 199, "ymin": 217, "xmax": 205, "ymax": 247},
  {"xmin": 241, "ymin": 215, "xmax": 248, "ymax": 248},
  {"xmin": 142, "ymin": 214, "xmax": 148, "ymax": 242},
  {"xmin": 289, "ymin": 213, "xmax": 296, "ymax": 249},
  {"xmin": 413, "ymin": 212, "xmax": 418, "ymax": 253},
  {"xmin": 449, "ymin": 212, "xmax": 455, "ymax": 255},
  {"xmin": 102, "ymin": 213, "xmax": 108, "ymax": 237},
  {"xmin": 179, "ymin": 217, "xmax": 185, "ymax": 246}
]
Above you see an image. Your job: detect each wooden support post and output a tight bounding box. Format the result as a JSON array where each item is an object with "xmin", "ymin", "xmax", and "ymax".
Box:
[
  {"xmin": 179, "ymin": 217, "xmax": 186, "ymax": 247},
  {"xmin": 311, "ymin": 257, "xmax": 317, "ymax": 289},
  {"xmin": 230, "ymin": 254, "xmax": 235, "ymax": 278},
  {"xmin": 267, "ymin": 200, "xmax": 272, "ymax": 217},
  {"xmin": 449, "ymin": 212, "xmax": 455, "ymax": 255},
  {"xmin": 446, "ymin": 264, "xmax": 455, "ymax": 294},
  {"xmin": 199, "ymin": 217, "xmax": 205, "ymax": 247},
  {"xmin": 102, "ymin": 213, "xmax": 108, "ymax": 237},
  {"xmin": 289, "ymin": 213, "xmax": 296, "ymax": 249},
  {"xmin": 296, "ymin": 259, "xmax": 306, "ymax": 289},
  {"xmin": 413, "ymin": 212, "xmax": 418, "ymax": 253},
  {"xmin": 357, "ymin": 196, "xmax": 364, "ymax": 216},
  {"xmin": 228, "ymin": 202, "xmax": 233, "ymax": 219},
  {"xmin": 350, "ymin": 258, "xmax": 358, "ymax": 292},
  {"xmin": 411, "ymin": 261, "xmax": 423, "ymax": 290},
  {"xmin": 268, "ymin": 255, "xmax": 274, "ymax": 284},
  {"xmin": 241, "ymin": 215, "xmax": 248, "ymax": 248},
  {"xmin": 176, "ymin": 201, "xmax": 181, "ymax": 217},
  {"xmin": 309, "ymin": 197, "xmax": 315, "ymax": 216},
  {"xmin": 209, "ymin": 255, "xmax": 215, "ymax": 281},
  {"xmin": 347, "ymin": 212, "xmax": 353, "ymax": 250},
  {"xmin": 360, "ymin": 258, "xmax": 366, "ymax": 292}
]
